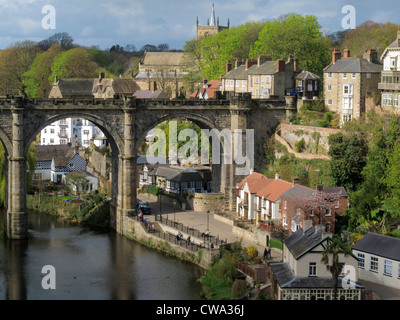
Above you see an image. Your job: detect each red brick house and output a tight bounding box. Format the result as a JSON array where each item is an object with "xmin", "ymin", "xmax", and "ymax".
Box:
[{"xmin": 280, "ymin": 182, "xmax": 348, "ymax": 234}]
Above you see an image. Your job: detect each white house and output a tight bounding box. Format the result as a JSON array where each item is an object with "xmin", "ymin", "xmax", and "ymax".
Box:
[
  {"xmin": 270, "ymin": 225, "xmax": 362, "ymax": 300},
  {"xmin": 40, "ymin": 118, "xmax": 104, "ymax": 148},
  {"xmin": 66, "ymin": 171, "xmax": 99, "ymax": 195},
  {"xmin": 34, "ymin": 145, "xmax": 87, "ymax": 184},
  {"xmin": 379, "ymin": 27, "xmax": 400, "ymax": 110},
  {"xmin": 352, "ymin": 233, "xmax": 400, "ymax": 290}
]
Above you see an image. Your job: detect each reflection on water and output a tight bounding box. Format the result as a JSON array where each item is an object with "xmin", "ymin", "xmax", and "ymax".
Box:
[{"xmin": 0, "ymin": 210, "xmax": 203, "ymax": 300}]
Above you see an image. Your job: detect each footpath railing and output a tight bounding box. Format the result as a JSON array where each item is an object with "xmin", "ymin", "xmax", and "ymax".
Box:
[{"xmin": 155, "ymin": 214, "xmax": 227, "ymax": 247}]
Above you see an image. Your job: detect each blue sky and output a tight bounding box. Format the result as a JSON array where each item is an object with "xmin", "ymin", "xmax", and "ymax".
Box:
[{"xmin": 0, "ymin": 0, "xmax": 399, "ymax": 50}]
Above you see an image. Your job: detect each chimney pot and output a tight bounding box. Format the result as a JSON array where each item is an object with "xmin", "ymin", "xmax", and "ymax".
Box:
[
  {"xmin": 332, "ymin": 49, "xmax": 341, "ymax": 63},
  {"xmin": 343, "ymin": 48, "xmax": 350, "ymax": 58},
  {"xmin": 226, "ymin": 60, "xmax": 232, "ymax": 74},
  {"xmin": 277, "ymin": 60, "xmax": 286, "ymax": 72}
]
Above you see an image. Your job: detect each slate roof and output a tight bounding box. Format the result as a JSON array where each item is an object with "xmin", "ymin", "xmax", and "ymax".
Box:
[
  {"xmin": 35, "ymin": 145, "xmax": 71, "ymax": 162},
  {"xmin": 248, "ymin": 61, "xmax": 279, "ymax": 75},
  {"xmin": 141, "ymin": 51, "xmax": 186, "ymax": 67},
  {"xmin": 352, "ymin": 233, "xmax": 400, "ymax": 261},
  {"xmin": 133, "ymin": 90, "xmax": 168, "ymax": 99},
  {"xmin": 270, "ymin": 262, "xmax": 362, "ymax": 289},
  {"xmin": 55, "ymin": 79, "xmax": 94, "ymax": 97},
  {"xmin": 324, "ymin": 57, "xmax": 382, "ymax": 73},
  {"xmin": 296, "ymin": 70, "xmax": 320, "ymax": 80},
  {"xmin": 284, "ymin": 226, "xmax": 326, "ymax": 260},
  {"xmin": 322, "ymin": 187, "xmax": 348, "ymax": 198},
  {"xmin": 224, "ymin": 64, "xmax": 254, "ymax": 80},
  {"xmin": 168, "ymin": 171, "xmax": 203, "ymax": 182},
  {"xmin": 280, "ymin": 184, "xmax": 316, "ymax": 200},
  {"xmin": 93, "ymin": 78, "xmax": 140, "ymax": 95}
]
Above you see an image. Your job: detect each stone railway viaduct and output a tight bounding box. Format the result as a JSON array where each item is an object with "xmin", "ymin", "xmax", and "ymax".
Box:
[{"xmin": 0, "ymin": 95, "xmax": 294, "ymax": 239}]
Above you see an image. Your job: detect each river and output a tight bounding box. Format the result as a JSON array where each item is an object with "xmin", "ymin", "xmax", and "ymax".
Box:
[{"xmin": 0, "ymin": 210, "xmax": 204, "ymax": 300}]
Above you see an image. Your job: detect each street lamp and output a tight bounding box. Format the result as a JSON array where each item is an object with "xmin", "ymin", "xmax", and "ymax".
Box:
[
  {"xmin": 173, "ymin": 200, "xmax": 177, "ymax": 225},
  {"xmin": 157, "ymin": 188, "xmax": 163, "ymax": 221},
  {"xmin": 207, "ymin": 210, "xmax": 210, "ymax": 232}
]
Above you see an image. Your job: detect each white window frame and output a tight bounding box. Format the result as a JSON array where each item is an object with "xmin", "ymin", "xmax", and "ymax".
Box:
[
  {"xmin": 383, "ymin": 94, "xmax": 387, "ymax": 106},
  {"xmin": 384, "ymin": 260, "xmax": 392, "ymax": 277},
  {"xmin": 328, "ymin": 99, "xmax": 333, "ymax": 105},
  {"xmin": 236, "ymin": 80, "xmax": 240, "ymax": 88},
  {"xmin": 357, "ymin": 253, "xmax": 365, "ymax": 269},
  {"xmin": 242, "ymin": 80, "xmax": 246, "ymax": 88},
  {"xmin": 367, "ymin": 73, "xmax": 371, "ymax": 79},
  {"xmin": 326, "ymin": 208, "xmax": 332, "ymax": 216},
  {"xmin": 370, "ymin": 256, "xmax": 379, "ymax": 273},
  {"xmin": 343, "ymin": 73, "xmax": 347, "ymax": 79},
  {"xmin": 230, "ymin": 80, "xmax": 234, "ymax": 87},
  {"xmin": 387, "ymin": 94, "xmax": 392, "ymax": 106},
  {"xmin": 394, "ymin": 94, "xmax": 399, "ymax": 107},
  {"xmin": 327, "ymin": 84, "xmax": 332, "ymax": 91},
  {"xmin": 309, "ymin": 262, "xmax": 317, "ymax": 276},
  {"xmin": 266, "ymin": 76, "xmax": 271, "ymax": 84},
  {"xmin": 343, "ymin": 84, "xmax": 353, "ymax": 95},
  {"xmin": 327, "ymin": 73, "xmax": 332, "ymax": 78},
  {"xmin": 225, "ymin": 79, "xmax": 229, "ymax": 87},
  {"xmin": 351, "ymin": 73, "xmax": 356, "ymax": 79},
  {"xmin": 254, "ymin": 77, "xmax": 259, "ymax": 84}
]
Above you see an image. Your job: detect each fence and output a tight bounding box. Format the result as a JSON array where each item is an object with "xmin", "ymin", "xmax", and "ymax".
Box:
[{"xmin": 155, "ymin": 214, "xmax": 227, "ymax": 247}]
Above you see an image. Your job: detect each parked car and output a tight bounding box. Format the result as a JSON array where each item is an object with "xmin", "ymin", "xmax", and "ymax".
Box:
[{"xmin": 137, "ymin": 201, "xmax": 151, "ymax": 215}]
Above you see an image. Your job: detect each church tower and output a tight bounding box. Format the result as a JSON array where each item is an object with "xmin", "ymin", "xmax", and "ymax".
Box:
[{"xmin": 196, "ymin": 3, "xmax": 229, "ymax": 39}]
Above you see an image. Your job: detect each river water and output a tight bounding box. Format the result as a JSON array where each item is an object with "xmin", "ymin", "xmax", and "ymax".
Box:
[{"xmin": 0, "ymin": 210, "xmax": 204, "ymax": 300}]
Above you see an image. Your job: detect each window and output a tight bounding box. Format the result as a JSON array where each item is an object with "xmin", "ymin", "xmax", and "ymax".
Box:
[
  {"xmin": 60, "ymin": 139, "xmax": 67, "ymax": 145},
  {"xmin": 342, "ymin": 114, "xmax": 352, "ymax": 123},
  {"xmin": 309, "ymin": 263, "xmax": 317, "ymax": 276},
  {"xmin": 335, "ymin": 200, "xmax": 340, "ymax": 209},
  {"xmin": 236, "ymin": 80, "xmax": 240, "ymax": 87},
  {"xmin": 384, "ymin": 260, "xmax": 392, "ymax": 276},
  {"xmin": 327, "ymin": 84, "xmax": 332, "ymax": 91},
  {"xmin": 387, "ymin": 94, "xmax": 392, "ymax": 106},
  {"xmin": 367, "ymin": 73, "xmax": 371, "ymax": 79},
  {"xmin": 326, "ymin": 208, "xmax": 332, "ymax": 216},
  {"xmin": 357, "ymin": 253, "xmax": 365, "ymax": 269},
  {"xmin": 351, "ymin": 73, "xmax": 356, "ymax": 79},
  {"xmin": 266, "ymin": 76, "xmax": 271, "ymax": 84},
  {"xmin": 383, "ymin": 94, "xmax": 387, "ymax": 106},
  {"xmin": 343, "ymin": 84, "xmax": 353, "ymax": 95},
  {"xmin": 83, "ymin": 130, "xmax": 90, "ymax": 135},
  {"xmin": 328, "ymin": 99, "xmax": 333, "ymax": 105},
  {"xmin": 50, "ymin": 129, "xmax": 55, "ymax": 134},
  {"xmin": 284, "ymin": 200, "xmax": 287, "ymax": 210},
  {"xmin": 230, "ymin": 80, "xmax": 234, "ymax": 87},
  {"xmin": 309, "ymin": 209, "xmax": 314, "ymax": 216},
  {"xmin": 370, "ymin": 256, "xmax": 379, "ymax": 272},
  {"xmin": 394, "ymin": 94, "xmax": 399, "ymax": 107},
  {"xmin": 327, "ymin": 73, "xmax": 332, "ymax": 78},
  {"xmin": 242, "ymin": 80, "xmax": 246, "ymax": 88},
  {"xmin": 59, "ymin": 119, "xmax": 67, "ymax": 125},
  {"xmin": 250, "ymin": 76, "xmax": 253, "ymax": 87},
  {"xmin": 255, "ymin": 89, "xmax": 259, "ymax": 98},
  {"xmin": 254, "ymin": 77, "xmax": 259, "ymax": 84},
  {"xmin": 225, "ymin": 79, "xmax": 229, "ymax": 87},
  {"xmin": 343, "ymin": 97, "xmax": 353, "ymax": 110},
  {"xmin": 283, "ymin": 216, "xmax": 287, "ymax": 226},
  {"xmin": 34, "ymin": 173, "xmax": 42, "ymax": 180},
  {"xmin": 42, "ymin": 138, "xmax": 45, "ymax": 144},
  {"xmin": 83, "ymin": 140, "xmax": 89, "ymax": 145},
  {"xmin": 50, "ymin": 138, "xmax": 54, "ymax": 144},
  {"xmin": 44, "ymin": 129, "xmax": 47, "ymax": 134},
  {"xmin": 60, "ymin": 128, "xmax": 67, "ymax": 136},
  {"xmin": 343, "ymin": 73, "xmax": 347, "ymax": 79}
]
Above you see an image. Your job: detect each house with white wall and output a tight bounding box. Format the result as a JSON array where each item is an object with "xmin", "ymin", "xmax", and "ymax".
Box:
[
  {"xmin": 269, "ymin": 225, "xmax": 362, "ymax": 300},
  {"xmin": 352, "ymin": 233, "xmax": 400, "ymax": 290}
]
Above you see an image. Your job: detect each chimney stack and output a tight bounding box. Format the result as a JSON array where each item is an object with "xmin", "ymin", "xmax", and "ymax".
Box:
[
  {"xmin": 332, "ymin": 48, "xmax": 341, "ymax": 63},
  {"xmin": 277, "ymin": 60, "xmax": 286, "ymax": 72},
  {"xmin": 226, "ymin": 60, "xmax": 232, "ymax": 74},
  {"xmin": 293, "ymin": 173, "xmax": 300, "ymax": 185},
  {"xmin": 258, "ymin": 54, "xmax": 272, "ymax": 66},
  {"xmin": 54, "ymin": 75, "xmax": 59, "ymax": 84},
  {"xmin": 99, "ymin": 72, "xmax": 105, "ymax": 80},
  {"xmin": 343, "ymin": 48, "xmax": 350, "ymax": 58},
  {"xmin": 294, "ymin": 59, "xmax": 299, "ymax": 72},
  {"xmin": 363, "ymin": 49, "xmax": 378, "ymax": 63},
  {"xmin": 235, "ymin": 58, "xmax": 245, "ymax": 69},
  {"xmin": 245, "ymin": 58, "xmax": 257, "ymax": 70}
]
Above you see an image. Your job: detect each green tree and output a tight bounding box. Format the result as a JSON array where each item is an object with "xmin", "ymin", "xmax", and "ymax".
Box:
[
  {"xmin": 49, "ymin": 47, "xmax": 99, "ymax": 83},
  {"xmin": 250, "ymin": 14, "xmax": 331, "ymax": 77},
  {"xmin": 65, "ymin": 172, "xmax": 89, "ymax": 196},
  {"xmin": 23, "ymin": 44, "xmax": 63, "ymax": 98},
  {"xmin": 321, "ymin": 236, "xmax": 352, "ymax": 300},
  {"xmin": 328, "ymin": 132, "xmax": 368, "ymax": 192}
]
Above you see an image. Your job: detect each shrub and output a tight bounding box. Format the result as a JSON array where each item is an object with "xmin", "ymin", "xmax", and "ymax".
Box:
[
  {"xmin": 247, "ymin": 246, "xmax": 258, "ymax": 259},
  {"xmin": 231, "ymin": 279, "xmax": 248, "ymax": 299},
  {"xmin": 295, "ymin": 138, "xmax": 306, "ymax": 153}
]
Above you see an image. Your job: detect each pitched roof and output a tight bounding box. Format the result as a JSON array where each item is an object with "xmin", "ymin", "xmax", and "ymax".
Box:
[
  {"xmin": 141, "ymin": 51, "xmax": 186, "ymax": 67},
  {"xmin": 280, "ymin": 184, "xmax": 316, "ymax": 200},
  {"xmin": 322, "ymin": 187, "xmax": 348, "ymax": 198},
  {"xmin": 352, "ymin": 233, "xmax": 400, "ymax": 261},
  {"xmin": 93, "ymin": 78, "xmax": 140, "ymax": 95},
  {"xmin": 324, "ymin": 57, "xmax": 382, "ymax": 73},
  {"xmin": 133, "ymin": 90, "xmax": 168, "ymax": 99},
  {"xmin": 296, "ymin": 70, "xmax": 320, "ymax": 80},
  {"xmin": 248, "ymin": 61, "xmax": 279, "ymax": 75},
  {"xmin": 224, "ymin": 64, "xmax": 252, "ymax": 80},
  {"xmin": 270, "ymin": 262, "xmax": 362, "ymax": 289},
  {"xmin": 168, "ymin": 171, "xmax": 203, "ymax": 182},
  {"xmin": 236, "ymin": 172, "xmax": 273, "ymax": 193},
  {"xmin": 284, "ymin": 226, "xmax": 327, "ymax": 260},
  {"xmin": 35, "ymin": 145, "xmax": 71, "ymax": 162},
  {"xmin": 256, "ymin": 178, "xmax": 293, "ymax": 202},
  {"xmin": 56, "ymin": 79, "xmax": 94, "ymax": 97},
  {"xmin": 190, "ymin": 80, "xmax": 221, "ymax": 99}
]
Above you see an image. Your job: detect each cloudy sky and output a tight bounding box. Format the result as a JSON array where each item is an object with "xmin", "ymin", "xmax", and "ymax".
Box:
[{"xmin": 0, "ymin": 0, "xmax": 399, "ymax": 50}]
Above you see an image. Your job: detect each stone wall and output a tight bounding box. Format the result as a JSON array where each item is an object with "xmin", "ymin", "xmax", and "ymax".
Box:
[
  {"xmin": 185, "ymin": 191, "xmax": 225, "ymax": 212},
  {"xmin": 276, "ymin": 123, "xmax": 342, "ymax": 160}
]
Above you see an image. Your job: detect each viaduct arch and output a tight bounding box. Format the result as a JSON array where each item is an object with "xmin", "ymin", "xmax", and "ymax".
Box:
[{"xmin": 0, "ymin": 95, "xmax": 294, "ymax": 239}]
